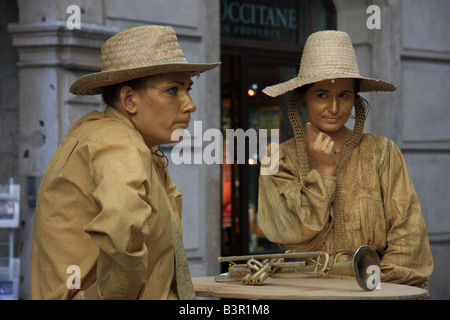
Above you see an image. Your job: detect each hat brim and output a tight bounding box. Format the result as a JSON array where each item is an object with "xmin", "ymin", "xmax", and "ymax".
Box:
[
  {"xmin": 263, "ymin": 73, "xmax": 396, "ymax": 97},
  {"xmin": 70, "ymin": 61, "xmax": 221, "ymax": 95}
]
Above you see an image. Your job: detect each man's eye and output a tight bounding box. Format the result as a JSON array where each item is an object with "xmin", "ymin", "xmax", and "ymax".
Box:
[
  {"xmin": 318, "ymin": 93, "xmax": 328, "ymax": 98},
  {"xmin": 187, "ymin": 87, "xmax": 192, "ymax": 93},
  {"xmin": 167, "ymin": 87, "xmax": 178, "ymax": 95}
]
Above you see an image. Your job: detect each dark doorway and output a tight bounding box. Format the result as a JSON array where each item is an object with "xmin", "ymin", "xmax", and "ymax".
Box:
[{"xmin": 220, "ymin": 0, "xmax": 336, "ymax": 258}]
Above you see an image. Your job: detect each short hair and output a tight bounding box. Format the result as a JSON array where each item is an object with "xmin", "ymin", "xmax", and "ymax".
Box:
[{"xmin": 101, "ymin": 76, "xmax": 156, "ymax": 107}]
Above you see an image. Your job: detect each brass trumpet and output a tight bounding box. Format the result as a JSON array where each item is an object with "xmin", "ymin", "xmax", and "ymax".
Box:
[{"xmin": 215, "ymin": 245, "xmax": 381, "ymax": 291}]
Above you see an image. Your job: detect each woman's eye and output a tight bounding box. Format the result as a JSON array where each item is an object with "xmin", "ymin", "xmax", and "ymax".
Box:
[
  {"xmin": 167, "ymin": 87, "xmax": 178, "ymax": 95},
  {"xmin": 187, "ymin": 87, "xmax": 192, "ymax": 93},
  {"xmin": 317, "ymin": 93, "xmax": 328, "ymax": 98}
]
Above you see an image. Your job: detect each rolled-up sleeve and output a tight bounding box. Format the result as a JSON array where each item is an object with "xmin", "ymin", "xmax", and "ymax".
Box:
[{"xmin": 83, "ymin": 135, "xmax": 153, "ymax": 300}]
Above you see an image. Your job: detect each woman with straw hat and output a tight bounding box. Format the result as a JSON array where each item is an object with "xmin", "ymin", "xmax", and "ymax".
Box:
[
  {"xmin": 31, "ymin": 25, "xmax": 220, "ymax": 300},
  {"xmin": 257, "ymin": 30, "xmax": 433, "ymax": 292}
]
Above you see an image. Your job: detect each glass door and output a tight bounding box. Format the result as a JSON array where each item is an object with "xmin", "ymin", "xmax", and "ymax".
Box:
[
  {"xmin": 247, "ymin": 62, "xmax": 297, "ymax": 254},
  {"xmin": 219, "ymin": 0, "xmax": 336, "ymax": 260},
  {"xmin": 221, "ymin": 54, "xmax": 298, "ymax": 256}
]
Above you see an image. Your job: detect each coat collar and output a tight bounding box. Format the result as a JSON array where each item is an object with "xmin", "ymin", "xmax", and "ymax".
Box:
[{"xmin": 104, "ymin": 106, "xmax": 135, "ymax": 130}]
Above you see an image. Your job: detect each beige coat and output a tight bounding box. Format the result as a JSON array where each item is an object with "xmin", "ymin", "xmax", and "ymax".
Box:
[
  {"xmin": 31, "ymin": 107, "xmax": 184, "ymax": 300},
  {"xmin": 258, "ymin": 134, "xmax": 433, "ymax": 290}
]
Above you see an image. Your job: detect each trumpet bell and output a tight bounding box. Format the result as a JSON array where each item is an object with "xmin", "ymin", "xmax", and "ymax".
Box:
[{"xmin": 353, "ymin": 245, "xmax": 381, "ymax": 291}]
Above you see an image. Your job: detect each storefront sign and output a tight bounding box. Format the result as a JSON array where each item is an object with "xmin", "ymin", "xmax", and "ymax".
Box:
[{"xmin": 221, "ymin": 0, "xmax": 306, "ymax": 47}]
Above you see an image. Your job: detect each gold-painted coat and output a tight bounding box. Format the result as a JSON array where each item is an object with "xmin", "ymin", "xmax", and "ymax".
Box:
[
  {"xmin": 32, "ymin": 107, "xmax": 183, "ymax": 300},
  {"xmin": 258, "ymin": 134, "xmax": 433, "ymax": 290}
]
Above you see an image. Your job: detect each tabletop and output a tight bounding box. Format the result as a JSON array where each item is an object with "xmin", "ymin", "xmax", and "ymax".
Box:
[{"xmin": 192, "ymin": 276, "xmax": 428, "ymax": 300}]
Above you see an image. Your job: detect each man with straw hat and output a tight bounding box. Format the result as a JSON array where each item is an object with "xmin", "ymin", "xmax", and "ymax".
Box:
[
  {"xmin": 31, "ymin": 25, "xmax": 220, "ymax": 300},
  {"xmin": 258, "ymin": 30, "xmax": 433, "ymax": 292}
]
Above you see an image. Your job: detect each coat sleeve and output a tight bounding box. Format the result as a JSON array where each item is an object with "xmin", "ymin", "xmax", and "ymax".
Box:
[
  {"xmin": 257, "ymin": 142, "xmax": 336, "ymax": 251},
  {"xmin": 83, "ymin": 135, "xmax": 153, "ymax": 300},
  {"xmin": 380, "ymin": 140, "xmax": 434, "ymax": 290}
]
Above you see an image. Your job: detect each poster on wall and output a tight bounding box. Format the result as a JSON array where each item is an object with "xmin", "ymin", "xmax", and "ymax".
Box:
[{"xmin": 0, "ymin": 180, "xmax": 20, "ymax": 228}]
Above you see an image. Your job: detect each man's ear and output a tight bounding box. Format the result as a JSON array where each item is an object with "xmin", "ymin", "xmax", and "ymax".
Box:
[{"xmin": 119, "ymin": 86, "xmax": 138, "ymax": 114}]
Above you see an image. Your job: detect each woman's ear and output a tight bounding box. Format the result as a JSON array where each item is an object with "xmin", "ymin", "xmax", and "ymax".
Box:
[
  {"xmin": 299, "ymin": 92, "xmax": 307, "ymax": 107},
  {"xmin": 119, "ymin": 86, "xmax": 138, "ymax": 114}
]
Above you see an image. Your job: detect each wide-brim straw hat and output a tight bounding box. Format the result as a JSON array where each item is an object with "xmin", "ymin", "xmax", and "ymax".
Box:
[
  {"xmin": 263, "ymin": 30, "xmax": 396, "ymax": 97},
  {"xmin": 70, "ymin": 25, "xmax": 221, "ymax": 95}
]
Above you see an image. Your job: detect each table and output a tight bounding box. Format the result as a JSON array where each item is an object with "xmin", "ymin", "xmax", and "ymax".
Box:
[{"xmin": 192, "ymin": 276, "xmax": 428, "ymax": 300}]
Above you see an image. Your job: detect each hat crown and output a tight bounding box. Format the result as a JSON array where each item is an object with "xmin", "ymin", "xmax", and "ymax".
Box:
[
  {"xmin": 262, "ymin": 30, "xmax": 396, "ymax": 97},
  {"xmin": 299, "ymin": 30, "xmax": 360, "ymax": 78},
  {"xmin": 100, "ymin": 26, "xmax": 187, "ymax": 72}
]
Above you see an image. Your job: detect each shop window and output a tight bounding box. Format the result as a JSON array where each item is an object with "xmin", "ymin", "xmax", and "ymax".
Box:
[{"xmin": 220, "ymin": 0, "xmax": 336, "ymax": 257}]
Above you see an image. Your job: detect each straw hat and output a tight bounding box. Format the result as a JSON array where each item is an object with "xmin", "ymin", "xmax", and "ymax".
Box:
[
  {"xmin": 263, "ymin": 30, "xmax": 396, "ymax": 97},
  {"xmin": 70, "ymin": 25, "xmax": 221, "ymax": 95}
]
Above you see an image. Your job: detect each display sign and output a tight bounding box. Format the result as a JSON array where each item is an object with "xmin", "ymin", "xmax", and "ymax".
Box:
[{"xmin": 220, "ymin": 0, "xmax": 308, "ymax": 47}]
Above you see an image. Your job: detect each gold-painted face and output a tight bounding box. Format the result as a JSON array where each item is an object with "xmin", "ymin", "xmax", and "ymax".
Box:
[
  {"xmin": 303, "ymin": 78, "xmax": 355, "ymax": 135},
  {"xmin": 123, "ymin": 72, "xmax": 196, "ymax": 147}
]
